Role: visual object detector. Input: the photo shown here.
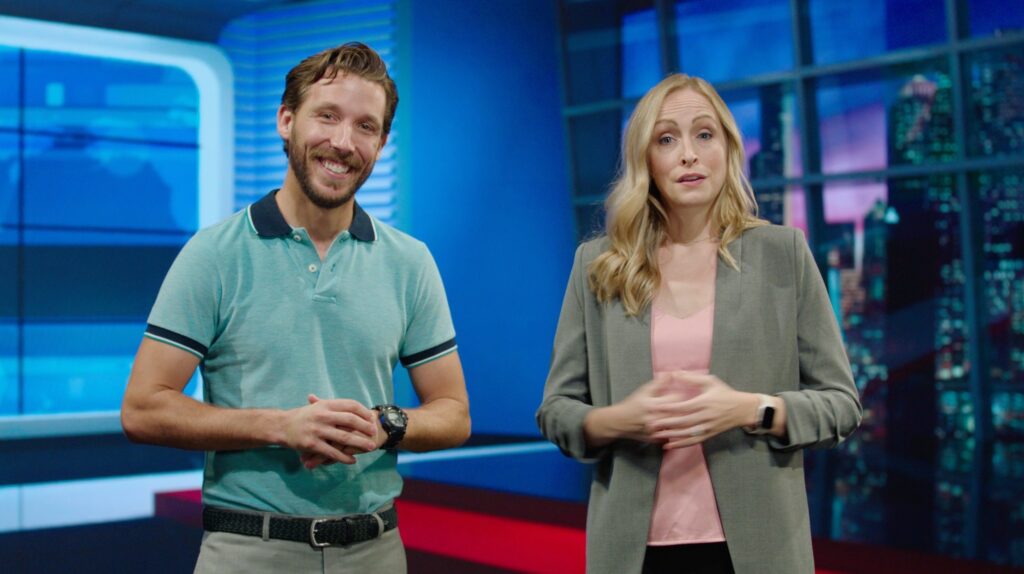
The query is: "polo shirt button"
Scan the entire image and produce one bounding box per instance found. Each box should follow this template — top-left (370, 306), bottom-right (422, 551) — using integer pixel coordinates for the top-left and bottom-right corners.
top-left (292, 234), bottom-right (302, 242)
top-left (308, 263), bottom-right (318, 272)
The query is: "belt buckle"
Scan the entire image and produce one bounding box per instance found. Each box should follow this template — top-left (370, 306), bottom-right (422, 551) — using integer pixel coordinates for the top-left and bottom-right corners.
top-left (309, 518), bottom-right (331, 548)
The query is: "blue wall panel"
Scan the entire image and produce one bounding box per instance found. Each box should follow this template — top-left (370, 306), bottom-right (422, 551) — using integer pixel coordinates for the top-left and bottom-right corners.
top-left (403, 0), bottom-right (575, 436)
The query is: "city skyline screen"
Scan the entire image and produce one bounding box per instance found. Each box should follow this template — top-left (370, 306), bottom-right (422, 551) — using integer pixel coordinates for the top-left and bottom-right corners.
top-left (613, 1), bottom-right (1023, 566)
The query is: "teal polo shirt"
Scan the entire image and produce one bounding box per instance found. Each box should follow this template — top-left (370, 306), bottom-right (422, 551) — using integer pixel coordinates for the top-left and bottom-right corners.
top-left (144, 190), bottom-right (457, 516)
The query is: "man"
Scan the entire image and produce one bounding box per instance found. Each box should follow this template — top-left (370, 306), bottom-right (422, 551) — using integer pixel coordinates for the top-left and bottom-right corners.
top-left (121, 42), bottom-right (470, 573)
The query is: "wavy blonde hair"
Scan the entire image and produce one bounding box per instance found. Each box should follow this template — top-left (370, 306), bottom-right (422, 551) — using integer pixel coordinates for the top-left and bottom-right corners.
top-left (588, 74), bottom-right (767, 316)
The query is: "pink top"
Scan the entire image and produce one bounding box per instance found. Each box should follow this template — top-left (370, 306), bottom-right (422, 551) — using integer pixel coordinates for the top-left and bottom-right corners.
top-left (647, 302), bottom-right (727, 545)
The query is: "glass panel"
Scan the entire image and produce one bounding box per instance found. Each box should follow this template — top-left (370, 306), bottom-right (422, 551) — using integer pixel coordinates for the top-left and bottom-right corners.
top-left (821, 178), bottom-right (889, 542)
top-left (23, 322), bottom-right (141, 414)
top-left (0, 322), bottom-right (15, 416)
top-left (0, 47), bottom-right (18, 130)
top-left (21, 321), bottom-right (199, 415)
top-left (966, 46), bottom-right (1024, 158)
top-left (1, 50), bottom-right (18, 416)
top-left (721, 82), bottom-right (802, 180)
top-left (23, 229), bottom-right (186, 322)
top-left (809, 0), bottom-right (946, 65)
top-left (0, 227), bottom-right (15, 319)
top-left (568, 109), bottom-right (623, 199)
top-left (993, 393), bottom-right (1024, 437)
top-left (830, 441), bottom-right (887, 544)
top-left (935, 473), bottom-right (972, 558)
top-left (984, 450), bottom-right (1024, 565)
top-left (574, 200), bottom-right (605, 241)
top-left (752, 187), bottom-right (785, 226)
top-left (563, 0), bottom-right (659, 106)
top-left (622, 8), bottom-right (661, 98)
top-left (22, 134), bottom-right (198, 232)
top-left (23, 50), bottom-right (198, 145)
top-left (975, 169), bottom-right (1024, 386)
top-left (968, 0), bottom-right (1024, 38)
top-left (993, 437), bottom-right (1024, 477)
top-left (0, 38), bottom-right (207, 420)
top-left (674, 0), bottom-right (792, 83)
top-left (0, 131), bottom-right (17, 226)
top-left (0, 226), bottom-right (16, 416)
top-left (816, 61), bottom-right (955, 175)
top-left (821, 175), bottom-right (964, 547)
top-left (990, 436), bottom-right (1024, 565)
top-left (24, 227), bottom-right (187, 246)
top-left (752, 185), bottom-right (803, 228)
top-left (973, 145), bottom-right (1021, 560)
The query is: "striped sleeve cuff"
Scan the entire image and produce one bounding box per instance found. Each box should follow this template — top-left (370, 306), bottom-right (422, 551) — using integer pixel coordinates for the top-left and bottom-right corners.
top-left (144, 324), bottom-right (208, 359)
top-left (400, 338), bottom-right (457, 368)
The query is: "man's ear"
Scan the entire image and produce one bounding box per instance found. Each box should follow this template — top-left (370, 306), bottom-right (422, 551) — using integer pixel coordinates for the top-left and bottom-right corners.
top-left (277, 104), bottom-right (293, 141)
top-left (376, 133), bottom-right (389, 160)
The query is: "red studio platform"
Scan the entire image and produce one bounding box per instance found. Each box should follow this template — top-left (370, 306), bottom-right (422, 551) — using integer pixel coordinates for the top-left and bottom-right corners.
top-left (155, 482), bottom-right (1022, 574)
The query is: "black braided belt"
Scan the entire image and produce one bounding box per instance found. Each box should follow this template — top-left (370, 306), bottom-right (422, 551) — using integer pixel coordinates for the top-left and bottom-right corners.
top-left (203, 505), bottom-right (398, 548)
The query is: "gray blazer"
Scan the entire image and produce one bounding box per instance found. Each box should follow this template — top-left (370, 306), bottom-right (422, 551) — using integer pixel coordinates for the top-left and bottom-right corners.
top-left (537, 225), bottom-right (862, 574)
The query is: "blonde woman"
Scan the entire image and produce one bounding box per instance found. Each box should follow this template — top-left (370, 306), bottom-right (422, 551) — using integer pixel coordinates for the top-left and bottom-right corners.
top-left (537, 74), bottom-right (861, 574)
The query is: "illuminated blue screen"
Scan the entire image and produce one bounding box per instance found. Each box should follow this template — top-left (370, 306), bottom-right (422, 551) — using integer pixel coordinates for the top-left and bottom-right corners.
top-left (0, 48), bottom-right (199, 415)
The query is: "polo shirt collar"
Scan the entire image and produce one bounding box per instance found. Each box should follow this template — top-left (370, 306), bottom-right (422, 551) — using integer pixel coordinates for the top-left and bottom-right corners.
top-left (248, 189), bottom-right (377, 242)
top-left (348, 201), bottom-right (376, 242)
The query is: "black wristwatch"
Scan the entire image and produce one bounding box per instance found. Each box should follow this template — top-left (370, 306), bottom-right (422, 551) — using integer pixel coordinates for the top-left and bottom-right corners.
top-left (373, 404), bottom-right (408, 450)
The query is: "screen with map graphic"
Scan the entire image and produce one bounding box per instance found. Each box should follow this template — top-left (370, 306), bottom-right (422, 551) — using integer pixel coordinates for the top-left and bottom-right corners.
top-left (0, 46), bottom-right (200, 416)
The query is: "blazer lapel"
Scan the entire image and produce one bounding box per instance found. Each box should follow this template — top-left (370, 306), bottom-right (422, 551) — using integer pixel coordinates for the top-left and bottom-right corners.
top-left (710, 233), bottom-right (745, 390)
top-left (605, 299), bottom-right (655, 402)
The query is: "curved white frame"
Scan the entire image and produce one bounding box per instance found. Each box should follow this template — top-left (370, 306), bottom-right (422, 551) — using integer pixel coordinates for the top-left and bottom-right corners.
top-left (0, 15), bottom-right (234, 437)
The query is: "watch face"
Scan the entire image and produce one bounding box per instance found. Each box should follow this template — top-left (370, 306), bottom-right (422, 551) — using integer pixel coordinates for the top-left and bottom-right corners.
top-left (762, 406), bottom-right (776, 429)
top-left (377, 406), bottom-right (407, 449)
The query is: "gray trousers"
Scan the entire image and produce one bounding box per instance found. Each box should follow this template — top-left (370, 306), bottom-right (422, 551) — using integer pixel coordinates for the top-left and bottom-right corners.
top-left (193, 527), bottom-right (407, 573)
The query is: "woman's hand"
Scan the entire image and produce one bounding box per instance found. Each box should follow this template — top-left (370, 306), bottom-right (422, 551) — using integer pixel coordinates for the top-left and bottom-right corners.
top-left (647, 372), bottom-right (760, 449)
top-left (582, 373), bottom-right (683, 448)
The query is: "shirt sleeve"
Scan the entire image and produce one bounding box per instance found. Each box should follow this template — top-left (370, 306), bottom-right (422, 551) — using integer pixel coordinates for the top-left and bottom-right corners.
top-left (768, 229), bottom-right (863, 451)
top-left (536, 243), bottom-right (608, 462)
top-left (143, 234), bottom-right (221, 359)
top-left (398, 244), bottom-right (456, 368)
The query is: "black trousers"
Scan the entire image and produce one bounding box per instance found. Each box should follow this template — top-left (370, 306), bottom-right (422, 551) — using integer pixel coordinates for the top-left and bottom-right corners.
top-left (641, 542), bottom-right (735, 574)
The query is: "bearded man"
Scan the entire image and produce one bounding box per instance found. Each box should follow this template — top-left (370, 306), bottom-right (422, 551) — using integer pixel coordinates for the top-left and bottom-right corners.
top-left (121, 42), bottom-right (469, 573)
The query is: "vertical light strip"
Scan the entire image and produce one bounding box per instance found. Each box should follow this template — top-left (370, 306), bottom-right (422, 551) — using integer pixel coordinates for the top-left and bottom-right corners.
top-left (219, 0), bottom-right (399, 227)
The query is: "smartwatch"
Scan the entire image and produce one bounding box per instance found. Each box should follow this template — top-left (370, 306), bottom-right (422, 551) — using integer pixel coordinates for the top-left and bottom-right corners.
top-left (373, 404), bottom-right (408, 450)
top-left (744, 394), bottom-right (776, 435)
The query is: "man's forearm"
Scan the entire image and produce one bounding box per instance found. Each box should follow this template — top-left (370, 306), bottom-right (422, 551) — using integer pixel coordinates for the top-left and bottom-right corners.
top-left (124, 388), bottom-right (379, 469)
top-left (122, 388), bottom-right (285, 451)
top-left (399, 397), bottom-right (471, 452)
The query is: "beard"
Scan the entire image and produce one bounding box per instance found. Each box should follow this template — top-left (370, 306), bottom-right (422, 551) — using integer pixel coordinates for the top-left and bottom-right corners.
top-left (287, 138), bottom-right (373, 209)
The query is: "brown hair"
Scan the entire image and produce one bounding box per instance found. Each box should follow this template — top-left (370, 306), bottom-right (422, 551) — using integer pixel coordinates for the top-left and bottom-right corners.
top-left (281, 42), bottom-right (398, 136)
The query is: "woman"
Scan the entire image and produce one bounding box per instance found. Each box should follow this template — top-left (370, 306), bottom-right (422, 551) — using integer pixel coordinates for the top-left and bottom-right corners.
top-left (536, 74), bottom-right (861, 574)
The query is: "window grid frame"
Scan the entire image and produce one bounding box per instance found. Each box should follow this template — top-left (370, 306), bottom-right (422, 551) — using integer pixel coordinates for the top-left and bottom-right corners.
top-left (555, 0), bottom-right (1024, 562)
